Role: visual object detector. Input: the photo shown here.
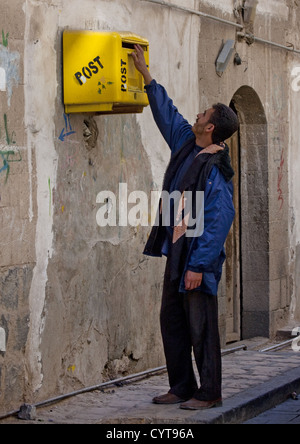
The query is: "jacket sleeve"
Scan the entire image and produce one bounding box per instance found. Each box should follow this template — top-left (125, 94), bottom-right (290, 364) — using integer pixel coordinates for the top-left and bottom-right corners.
top-left (187, 166), bottom-right (235, 274)
top-left (145, 80), bottom-right (194, 154)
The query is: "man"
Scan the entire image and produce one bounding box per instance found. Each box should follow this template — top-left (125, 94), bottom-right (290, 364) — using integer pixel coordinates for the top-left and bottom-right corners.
top-left (132, 45), bottom-right (239, 410)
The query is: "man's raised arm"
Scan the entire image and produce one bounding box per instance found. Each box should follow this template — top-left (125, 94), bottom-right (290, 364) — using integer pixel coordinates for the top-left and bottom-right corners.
top-left (132, 45), bottom-right (193, 153)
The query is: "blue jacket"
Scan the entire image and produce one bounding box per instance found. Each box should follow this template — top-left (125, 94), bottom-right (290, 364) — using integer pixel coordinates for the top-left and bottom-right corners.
top-left (144, 80), bottom-right (235, 296)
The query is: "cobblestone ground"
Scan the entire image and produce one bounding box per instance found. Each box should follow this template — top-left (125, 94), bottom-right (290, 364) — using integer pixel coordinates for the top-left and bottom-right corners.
top-left (2, 339), bottom-right (299, 424)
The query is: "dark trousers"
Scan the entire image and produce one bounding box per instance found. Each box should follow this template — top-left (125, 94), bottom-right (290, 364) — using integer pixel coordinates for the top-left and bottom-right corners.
top-left (160, 258), bottom-right (222, 401)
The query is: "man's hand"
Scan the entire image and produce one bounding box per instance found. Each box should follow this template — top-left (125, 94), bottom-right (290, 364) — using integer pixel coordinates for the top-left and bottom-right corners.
top-left (131, 44), bottom-right (153, 85)
top-left (185, 271), bottom-right (203, 291)
top-left (199, 142), bottom-right (225, 155)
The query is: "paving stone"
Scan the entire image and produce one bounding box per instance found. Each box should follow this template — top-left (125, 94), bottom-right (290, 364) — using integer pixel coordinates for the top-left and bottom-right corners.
top-left (1, 340), bottom-right (299, 424)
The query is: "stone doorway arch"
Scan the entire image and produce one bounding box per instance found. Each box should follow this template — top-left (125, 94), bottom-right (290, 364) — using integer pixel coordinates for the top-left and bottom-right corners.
top-left (227, 85), bottom-right (269, 340)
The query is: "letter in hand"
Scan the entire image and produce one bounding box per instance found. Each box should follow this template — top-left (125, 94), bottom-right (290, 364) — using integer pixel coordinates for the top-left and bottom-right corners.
top-left (131, 44), bottom-right (153, 85)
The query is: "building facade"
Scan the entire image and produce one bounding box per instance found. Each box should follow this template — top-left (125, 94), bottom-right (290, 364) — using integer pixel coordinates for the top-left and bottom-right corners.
top-left (0, 0), bottom-right (300, 413)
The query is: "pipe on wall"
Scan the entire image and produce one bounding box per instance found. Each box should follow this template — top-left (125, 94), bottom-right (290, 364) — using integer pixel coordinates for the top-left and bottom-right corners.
top-left (142, 0), bottom-right (300, 56)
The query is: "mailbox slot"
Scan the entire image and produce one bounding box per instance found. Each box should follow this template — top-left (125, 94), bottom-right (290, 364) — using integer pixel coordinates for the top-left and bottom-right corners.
top-left (122, 41), bottom-right (148, 51)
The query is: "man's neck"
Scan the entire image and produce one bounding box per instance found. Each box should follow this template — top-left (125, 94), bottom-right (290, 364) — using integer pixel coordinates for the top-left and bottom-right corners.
top-left (195, 136), bottom-right (213, 148)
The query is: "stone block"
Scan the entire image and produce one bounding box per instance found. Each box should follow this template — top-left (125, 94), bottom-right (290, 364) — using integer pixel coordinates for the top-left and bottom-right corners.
top-left (243, 280), bottom-right (269, 312)
top-left (243, 311), bottom-right (269, 339)
top-left (242, 251), bottom-right (269, 282)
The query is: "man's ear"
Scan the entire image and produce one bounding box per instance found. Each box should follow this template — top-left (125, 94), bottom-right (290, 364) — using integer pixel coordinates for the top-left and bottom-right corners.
top-left (206, 124), bottom-right (215, 134)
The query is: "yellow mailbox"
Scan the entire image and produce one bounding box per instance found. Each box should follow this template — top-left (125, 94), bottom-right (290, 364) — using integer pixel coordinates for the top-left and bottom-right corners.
top-left (63, 30), bottom-right (150, 114)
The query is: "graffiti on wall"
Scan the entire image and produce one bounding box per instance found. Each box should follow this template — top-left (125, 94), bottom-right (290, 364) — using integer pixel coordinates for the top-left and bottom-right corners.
top-left (0, 32), bottom-right (22, 185)
top-left (277, 148), bottom-right (285, 211)
top-left (0, 114), bottom-right (21, 184)
top-left (1, 30), bottom-right (9, 47)
top-left (271, 120), bottom-right (287, 212)
top-left (0, 32), bottom-right (20, 106)
top-left (59, 113), bottom-right (76, 142)
top-left (0, 149), bottom-right (22, 184)
top-left (1, 113), bottom-right (16, 146)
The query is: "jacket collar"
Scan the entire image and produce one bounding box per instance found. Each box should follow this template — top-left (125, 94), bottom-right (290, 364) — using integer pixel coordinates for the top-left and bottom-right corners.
top-left (163, 137), bottom-right (234, 193)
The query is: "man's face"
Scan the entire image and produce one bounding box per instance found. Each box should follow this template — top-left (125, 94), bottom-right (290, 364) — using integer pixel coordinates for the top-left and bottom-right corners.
top-left (192, 108), bottom-right (215, 138)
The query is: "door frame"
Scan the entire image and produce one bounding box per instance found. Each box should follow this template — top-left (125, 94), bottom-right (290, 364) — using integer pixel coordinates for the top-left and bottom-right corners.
top-left (225, 126), bottom-right (241, 343)
top-left (226, 86), bottom-right (269, 340)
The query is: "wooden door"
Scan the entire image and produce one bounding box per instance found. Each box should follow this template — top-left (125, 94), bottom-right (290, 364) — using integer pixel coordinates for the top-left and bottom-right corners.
top-left (225, 131), bottom-right (241, 343)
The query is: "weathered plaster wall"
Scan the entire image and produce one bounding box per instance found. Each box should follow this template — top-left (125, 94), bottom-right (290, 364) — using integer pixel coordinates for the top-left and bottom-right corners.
top-left (1, 0), bottom-right (201, 409)
top-left (1, 0), bottom-right (300, 413)
top-left (0, 0), bottom-right (35, 412)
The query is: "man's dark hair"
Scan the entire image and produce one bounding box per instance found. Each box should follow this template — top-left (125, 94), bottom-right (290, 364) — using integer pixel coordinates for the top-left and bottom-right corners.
top-left (209, 103), bottom-right (239, 143)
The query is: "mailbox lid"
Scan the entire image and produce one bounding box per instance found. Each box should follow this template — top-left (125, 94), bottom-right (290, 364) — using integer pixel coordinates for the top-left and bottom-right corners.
top-left (119, 31), bottom-right (149, 47)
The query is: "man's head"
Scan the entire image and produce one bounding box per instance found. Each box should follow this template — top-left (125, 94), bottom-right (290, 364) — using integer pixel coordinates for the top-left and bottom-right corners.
top-left (192, 104), bottom-right (239, 146)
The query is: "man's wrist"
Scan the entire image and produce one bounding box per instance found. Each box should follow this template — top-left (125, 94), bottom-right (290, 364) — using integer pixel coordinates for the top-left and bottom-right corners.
top-left (142, 71), bottom-right (153, 85)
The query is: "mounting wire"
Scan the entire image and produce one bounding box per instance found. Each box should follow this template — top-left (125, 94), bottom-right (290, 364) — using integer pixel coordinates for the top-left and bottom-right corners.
top-left (141, 0), bottom-right (244, 29)
top-left (237, 32), bottom-right (300, 55)
top-left (141, 0), bottom-right (300, 56)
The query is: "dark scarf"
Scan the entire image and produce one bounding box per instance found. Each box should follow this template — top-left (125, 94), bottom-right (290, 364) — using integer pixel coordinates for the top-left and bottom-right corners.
top-left (144, 136), bottom-right (234, 281)
top-left (162, 137), bottom-right (234, 192)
